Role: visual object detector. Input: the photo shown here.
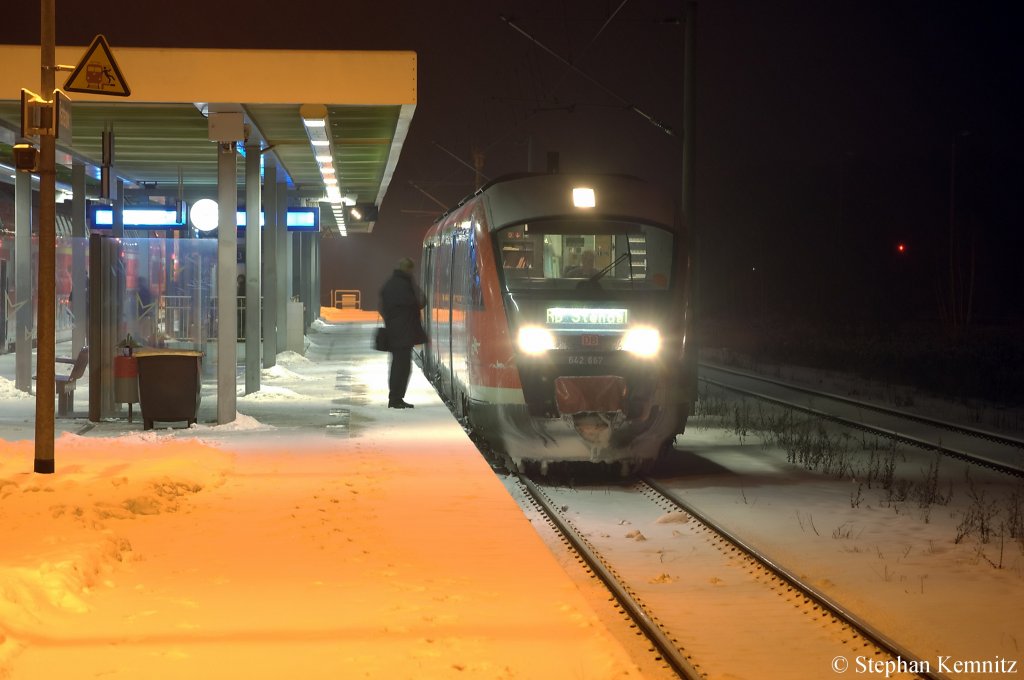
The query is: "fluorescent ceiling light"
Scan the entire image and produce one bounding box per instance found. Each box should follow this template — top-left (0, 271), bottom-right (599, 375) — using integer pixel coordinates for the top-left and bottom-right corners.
top-left (301, 104), bottom-right (343, 206)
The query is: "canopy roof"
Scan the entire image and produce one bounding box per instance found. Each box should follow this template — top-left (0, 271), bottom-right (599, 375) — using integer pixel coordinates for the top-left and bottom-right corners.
top-left (0, 44), bottom-right (417, 234)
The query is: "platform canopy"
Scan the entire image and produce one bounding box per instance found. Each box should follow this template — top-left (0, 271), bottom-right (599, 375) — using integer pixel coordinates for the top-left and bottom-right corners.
top-left (0, 44), bottom-right (417, 234)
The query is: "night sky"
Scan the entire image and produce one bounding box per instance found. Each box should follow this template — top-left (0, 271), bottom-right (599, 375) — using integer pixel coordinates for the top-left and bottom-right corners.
top-left (3, 1), bottom-right (1022, 326)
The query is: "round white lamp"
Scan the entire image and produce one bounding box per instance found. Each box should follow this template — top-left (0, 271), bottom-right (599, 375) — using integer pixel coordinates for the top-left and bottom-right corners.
top-left (190, 198), bottom-right (219, 233)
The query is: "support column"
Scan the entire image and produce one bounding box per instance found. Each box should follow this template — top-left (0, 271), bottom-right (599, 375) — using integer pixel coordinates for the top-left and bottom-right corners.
top-left (14, 170), bottom-right (32, 392)
top-left (89, 234), bottom-right (119, 421)
top-left (111, 179), bottom-right (124, 237)
top-left (112, 178), bottom-right (125, 354)
top-left (243, 142), bottom-right (261, 394)
top-left (275, 180), bottom-right (288, 351)
top-left (300, 231), bottom-right (313, 329)
top-left (71, 160), bottom-right (87, 355)
top-left (261, 159), bottom-right (278, 367)
top-left (88, 233), bottom-right (101, 421)
top-left (216, 142), bottom-right (237, 424)
top-left (99, 229), bottom-right (118, 418)
top-left (309, 232), bottom-right (317, 325)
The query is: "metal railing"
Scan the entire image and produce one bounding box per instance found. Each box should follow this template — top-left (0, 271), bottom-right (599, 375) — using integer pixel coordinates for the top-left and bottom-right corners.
top-left (332, 289), bottom-right (361, 309)
top-left (1, 293), bottom-right (260, 353)
top-left (159, 295), bottom-right (259, 342)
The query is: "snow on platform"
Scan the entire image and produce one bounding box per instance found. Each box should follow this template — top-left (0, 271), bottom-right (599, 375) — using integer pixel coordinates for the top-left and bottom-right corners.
top-left (0, 315), bottom-right (643, 679)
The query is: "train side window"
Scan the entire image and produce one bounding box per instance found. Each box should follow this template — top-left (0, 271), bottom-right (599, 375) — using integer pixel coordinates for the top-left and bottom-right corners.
top-left (469, 216), bottom-right (484, 308)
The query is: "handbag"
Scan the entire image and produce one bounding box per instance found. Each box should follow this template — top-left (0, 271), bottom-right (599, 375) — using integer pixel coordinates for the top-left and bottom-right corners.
top-left (374, 325), bottom-right (389, 352)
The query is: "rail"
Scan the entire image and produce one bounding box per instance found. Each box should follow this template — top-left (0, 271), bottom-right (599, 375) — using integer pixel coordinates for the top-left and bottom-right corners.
top-left (152, 295), bottom-right (259, 343)
top-left (698, 363), bottom-right (1024, 477)
top-left (517, 475), bottom-right (702, 679)
top-left (3, 292), bottom-right (270, 353)
top-left (642, 478), bottom-right (949, 680)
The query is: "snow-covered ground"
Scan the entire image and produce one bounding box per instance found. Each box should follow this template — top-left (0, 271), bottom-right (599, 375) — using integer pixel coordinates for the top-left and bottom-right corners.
top-left (0, 311), bottom-right (643, 679)
top-left (665, 422), bottom-right (1023, 675)
top-left (506, 406), bottom-right (1023, 679)
top-left (1, 315), bottom-right (1021, 679)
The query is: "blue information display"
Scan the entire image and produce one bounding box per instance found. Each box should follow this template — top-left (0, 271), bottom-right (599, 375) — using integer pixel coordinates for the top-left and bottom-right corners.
top-left (90, 205), bottom-right (320, 232)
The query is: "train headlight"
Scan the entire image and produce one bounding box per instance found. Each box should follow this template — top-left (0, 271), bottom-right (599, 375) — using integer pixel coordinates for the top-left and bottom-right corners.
top-left (517, 325), bottom-right (557, 355)
top-left (620, 327), bottom-right (661, 358)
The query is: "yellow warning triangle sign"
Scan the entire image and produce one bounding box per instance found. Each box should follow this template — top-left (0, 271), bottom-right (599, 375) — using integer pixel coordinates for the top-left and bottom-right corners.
top-left (64, 35), bottom-right (131, 97)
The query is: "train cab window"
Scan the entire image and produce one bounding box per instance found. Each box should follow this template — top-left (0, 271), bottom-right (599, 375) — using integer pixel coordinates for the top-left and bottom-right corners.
top-left (499, 229), bottom-right (537, 274)
top-left (496, 221), bottom-right (673, 292)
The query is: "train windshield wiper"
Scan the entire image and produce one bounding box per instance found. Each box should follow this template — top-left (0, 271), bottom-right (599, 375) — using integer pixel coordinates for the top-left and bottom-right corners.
top-left (584, 248), bottom-right (633, 287)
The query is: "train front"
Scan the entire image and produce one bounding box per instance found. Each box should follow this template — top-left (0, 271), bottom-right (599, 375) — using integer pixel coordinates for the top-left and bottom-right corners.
top-left (485, 175), bottom-right (694, 474)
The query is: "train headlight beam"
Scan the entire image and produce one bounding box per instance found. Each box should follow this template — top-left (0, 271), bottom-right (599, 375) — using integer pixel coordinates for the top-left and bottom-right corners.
top-left (517, 325), bottom-right (557, 355)
top-left (620, 327), bottom-right (661, 357)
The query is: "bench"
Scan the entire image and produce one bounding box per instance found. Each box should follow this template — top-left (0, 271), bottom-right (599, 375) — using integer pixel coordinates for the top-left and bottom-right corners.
top-left (53, 346), bottom-right (89, 417)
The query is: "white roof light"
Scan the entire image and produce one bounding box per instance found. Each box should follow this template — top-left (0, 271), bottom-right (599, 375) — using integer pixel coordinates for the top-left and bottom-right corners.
top-left (572, 187), bottom-right (596, 208)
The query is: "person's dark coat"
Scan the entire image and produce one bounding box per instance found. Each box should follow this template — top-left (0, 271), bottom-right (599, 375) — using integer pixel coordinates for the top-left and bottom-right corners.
top-left (380, 268), bottom-right (427, 349)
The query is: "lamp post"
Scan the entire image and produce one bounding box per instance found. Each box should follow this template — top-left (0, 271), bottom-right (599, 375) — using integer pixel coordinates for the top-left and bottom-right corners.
top-left (34, 0), bottom-right (57, 473)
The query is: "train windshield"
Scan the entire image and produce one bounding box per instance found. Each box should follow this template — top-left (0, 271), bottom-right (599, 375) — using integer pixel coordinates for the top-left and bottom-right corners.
top-left (497, 220), bottom-right (673, 291)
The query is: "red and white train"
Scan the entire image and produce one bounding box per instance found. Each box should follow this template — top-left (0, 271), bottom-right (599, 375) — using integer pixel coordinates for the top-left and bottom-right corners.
top-left (420, 172), bottom-right (696, 475)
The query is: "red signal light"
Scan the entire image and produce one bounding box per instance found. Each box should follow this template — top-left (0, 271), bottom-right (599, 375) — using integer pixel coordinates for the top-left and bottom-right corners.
top-left (896, 242), bottom-right (907, 254)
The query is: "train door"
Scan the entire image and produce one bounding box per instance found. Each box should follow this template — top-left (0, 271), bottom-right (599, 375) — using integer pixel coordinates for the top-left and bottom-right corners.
top-left (428, 229), bottom-right (454, 396)
top-left (452, 217), bottom-right (486, 418)
top-left (420, 244), bottom-right (435, 373)
top-left (446, 230), bottom-right (456, 397)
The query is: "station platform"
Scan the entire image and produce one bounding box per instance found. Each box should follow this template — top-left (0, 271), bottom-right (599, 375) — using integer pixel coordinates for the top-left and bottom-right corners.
top-left (0, 312), bottom-right (645, 679)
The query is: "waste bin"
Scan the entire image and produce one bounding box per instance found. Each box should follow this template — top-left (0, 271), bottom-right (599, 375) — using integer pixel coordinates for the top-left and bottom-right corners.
top-left (113, 355), bottom-right (139, 422)
top-left (135, 349), bottom-right (203, 430)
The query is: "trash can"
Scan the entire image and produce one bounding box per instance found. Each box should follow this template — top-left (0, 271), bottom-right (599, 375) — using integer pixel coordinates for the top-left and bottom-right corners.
top-left (113, 354), bottom-right (139, 423)
top-left (135, 349), bottom-right (203, 430)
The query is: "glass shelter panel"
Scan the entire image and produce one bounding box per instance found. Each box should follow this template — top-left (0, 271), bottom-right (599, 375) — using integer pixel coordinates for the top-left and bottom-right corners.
top-left (0, 233), bottom-right (72, 387)
top-left (113, 237), bottom-right (220, 351)
top-left (0, 234), bottom-right (224, 410)
top-left (95, 236), bottom-right (220, 420)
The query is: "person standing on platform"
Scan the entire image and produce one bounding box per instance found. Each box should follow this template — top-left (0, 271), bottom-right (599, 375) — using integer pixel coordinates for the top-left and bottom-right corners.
top-left (379, 257), bottom-right (427, 409)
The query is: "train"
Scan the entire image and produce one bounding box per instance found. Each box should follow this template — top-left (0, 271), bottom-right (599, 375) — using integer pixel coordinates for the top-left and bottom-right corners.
top-left (419, 172), bottom-right (696, 475)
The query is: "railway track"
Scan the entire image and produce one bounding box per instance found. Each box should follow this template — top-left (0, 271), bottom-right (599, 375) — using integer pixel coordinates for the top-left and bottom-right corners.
top-left (699, 363), bottom-right (1024, 477)
top-left (510, 474), bottom-right (946, 680)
